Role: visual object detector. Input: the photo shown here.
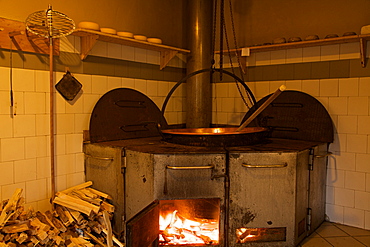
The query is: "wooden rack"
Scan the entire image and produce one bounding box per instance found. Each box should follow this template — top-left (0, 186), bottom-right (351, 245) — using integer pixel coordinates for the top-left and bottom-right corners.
top-left (219, 34), bottom-right (370, 71)
top-left (72, 29), bottom-right (190, 70)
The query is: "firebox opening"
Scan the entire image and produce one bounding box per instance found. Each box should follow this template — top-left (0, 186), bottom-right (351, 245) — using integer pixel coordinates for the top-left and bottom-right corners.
top-left (159, 198), bottom-right (220, 245)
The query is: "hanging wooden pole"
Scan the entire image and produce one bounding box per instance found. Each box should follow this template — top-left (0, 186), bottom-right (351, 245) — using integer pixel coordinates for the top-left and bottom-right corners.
top-left (50, 36), bottom-right (56, 205)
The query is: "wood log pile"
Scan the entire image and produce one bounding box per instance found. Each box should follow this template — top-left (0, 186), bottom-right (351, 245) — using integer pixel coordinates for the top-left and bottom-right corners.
top-left (0, 181), bottom-right (124, 247)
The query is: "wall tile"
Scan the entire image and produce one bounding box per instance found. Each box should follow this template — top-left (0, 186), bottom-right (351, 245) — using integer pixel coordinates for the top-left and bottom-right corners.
top-left (56, 154), bottom-right (76, 176)
top-left (358, 116), bottom-right (370, 135)
top-left (294, 63), bottom-right (311, 80)
top-left (220, 98), bottom-right (234, 112)
top-left (75, 153), bottom-right (85, 173)
top-left (312, 61), bottom-right (330, 79)
top-left (65, 134), bottom-right (83, 154)
top-left (337, 116), bottom-right (357, 134)
top-left (0, 115), bottom-right (13, 138)
top-left (24, 92), bottom-right (46, 114)
top-left (328, 97), bottom-right (348, 115)
top-left (335, 187), bottom-right (355, 207)
top-left (83, 94), bottom-right (101, 114)
top-left (25, 178), bottom-right (48, 203)
top-left (134, 48), bottom-right (147, 63)
top-left (12, 92), bottom-right (25, 116)
top-left (340, 43), bottom-right (360, 60)
top-left (36, 114), bottom-right (50, 136)
top-left (146, 50), bottom-right (160, 65)
top-left (345, 171), bottom-right (366, 190)
top-left (359, 77), bottom-right (370, 96)
top-left (356, 153), bottom-right (370, 173)
top-left (91, 75), bottom-right (108, 94)
top-left (121, 45), bottom-right (135, 61)
top-left (367, 173), bottom-right (370, 192)
top-left (329, 133), bottom-right (347, 153)
top-left (55, 174), bottom-right (67, 192)
top-left (327, 168), bottom-right (345, 188)
top-left (348, 97), bottom-right (368, 115)
top-left (25, 137), bottom-right (38, 159)
top-left (277, 64), bottom-right (294, 80)
top-left (303, 46), bottom-right (321, 62)
top-left (245, 53), bottom-right (256, 67)
top-left (1, 182), bottom-right (26, 200)
top-left (215, 83), bottom-right (229, 98)
top-left (90, 41), bottom-right (107, 57)
top-left (74, 73), bottom-right (92, 94)
top-left (366, 211), bottom-right (370, 230)
top-left (255, 52), bottom-right (271, 66)
top-left (107, 43), bottom-right (122, 60)
top-left (286, 48), bottom-right (303, 64)
top-left (329, 60), bottom-right (350, 78)
top-left (134, 78), bottom-right (147, 94)
top-left (74, 114), bottom-right (91, 133)
top-left (326, 203), bottom-right (344, 223)
top-left (14, 158), bottom-right (37, 183)
top-left (36, 157), bottom-right (51, 179)
top-left (334, 152), bottom-right (356, 171)
top-left (343, 207), bottom-right (365, 229)
top-left (12, 68), bottom-right (35, 92)
top-left (56, 114), bottom-right (75, 134)
top-left (254, 81), bottom-right (270, 98)
top-left (326, 186), bottom-right (335, 204)
top-left (321, 45), bottom-right (340, 61)
top-left (320, 79), bottom-right (339, 97)
top-left (65, 96), bottom-right (84, 114)
top-left (285, 80), bottom-right (302, 91)
top-left (301, 79), bottom-right (320, 96)
top-left (106, 76), bottom-right (121, 92)
top-left (270, 50), bottom-right (286, 65)
top-left (1, 138), bottom-right (25, 162)
top-left (55, 92), bottom-right (66, 114)
top-left (354, 191), bottom-right (370, 211)
top-left (339, 78), bottom-right (359, 96)
top-left (0, 162), bottom-right (14, 186)
top-left (55, 134), bottom-right (66, 156)
top-left (0, 67), bottom-right (10, 91)
top-left (66, 172), bottom-right (85, 189)
top-left (347, 134), bottom-right (368, 153)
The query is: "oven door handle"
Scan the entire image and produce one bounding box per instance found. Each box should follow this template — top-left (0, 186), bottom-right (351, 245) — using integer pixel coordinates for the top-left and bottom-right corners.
top-left (242, 163), bottom-right (288, 168)
top-left (166, 164), bottom-right (214, 170)
top-left (314, 152), bottom-right (333, 158)
top-left (85, 154), bottom-right (114, 161)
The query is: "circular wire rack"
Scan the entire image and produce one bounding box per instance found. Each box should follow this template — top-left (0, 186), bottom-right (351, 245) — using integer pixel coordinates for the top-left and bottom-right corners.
top-left (25, 6), bottom-right (75, 39)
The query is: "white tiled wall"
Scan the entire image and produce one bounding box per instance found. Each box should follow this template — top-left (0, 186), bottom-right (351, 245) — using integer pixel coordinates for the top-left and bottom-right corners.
top-left (0, 36), bottom-right (186, 211)
top-left (214, 42), bottom-right (370, 230)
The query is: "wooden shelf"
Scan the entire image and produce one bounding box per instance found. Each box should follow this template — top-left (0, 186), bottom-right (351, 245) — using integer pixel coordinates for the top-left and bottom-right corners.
top-left (218, 34), bottom-right (370, 70)
top-left (0, 17), bottom-right (59, 55)
top-left (72, 29), bottom-right (190, 70)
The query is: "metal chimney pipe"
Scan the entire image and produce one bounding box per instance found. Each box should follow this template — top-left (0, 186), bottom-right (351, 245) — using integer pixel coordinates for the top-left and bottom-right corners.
top-left (186, 0), bottom-right (213, 128)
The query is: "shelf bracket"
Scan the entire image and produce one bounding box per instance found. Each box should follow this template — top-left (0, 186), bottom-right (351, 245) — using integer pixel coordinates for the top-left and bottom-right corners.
top-left (80, 34), bottom-right (99, 60)
top-left (160, 50), bottom-right (178, 70)
top-left (235, 50), bottom-right (247, 74)
top-left (360, 37), bottom-right (367, 68)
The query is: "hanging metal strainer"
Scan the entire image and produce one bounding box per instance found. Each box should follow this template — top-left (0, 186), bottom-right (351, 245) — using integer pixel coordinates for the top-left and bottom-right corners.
top-left (25, 5), bottom-right (75, 39)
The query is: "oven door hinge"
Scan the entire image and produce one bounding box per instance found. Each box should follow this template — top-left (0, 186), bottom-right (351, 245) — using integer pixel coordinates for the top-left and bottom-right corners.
top-left (121, 149), bottom-right (126, 174)
top-left (307, 207), bottom-right (312, 232)
top-left (308, 148), bottom-right (314, 171)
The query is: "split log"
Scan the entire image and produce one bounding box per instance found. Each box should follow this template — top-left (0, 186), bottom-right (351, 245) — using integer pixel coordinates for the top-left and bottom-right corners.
top-left (58, 181), bottom-right (93, 195)
top-left (53, 193), bottom-right (100, 216)
top-left (1, 221), bottom-right (29, 233)
top-left (16, 232), bottom-right (28, 244)
top-left (85, 188), bottom-right (112, 200)
top-left (0, 189), bottom-right (23, 227)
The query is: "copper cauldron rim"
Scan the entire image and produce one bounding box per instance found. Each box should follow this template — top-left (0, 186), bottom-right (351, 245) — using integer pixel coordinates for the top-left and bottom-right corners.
top-left (161, 127), bottom-right (268, 136)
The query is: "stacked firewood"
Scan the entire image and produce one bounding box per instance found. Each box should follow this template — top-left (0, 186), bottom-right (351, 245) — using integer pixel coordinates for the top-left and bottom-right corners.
top-left (0, 181), bottom-right (124, 247)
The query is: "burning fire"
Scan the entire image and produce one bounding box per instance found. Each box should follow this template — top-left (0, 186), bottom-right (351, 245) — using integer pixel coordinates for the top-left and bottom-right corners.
top-left (159, 210), bottom-right (219, 245)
